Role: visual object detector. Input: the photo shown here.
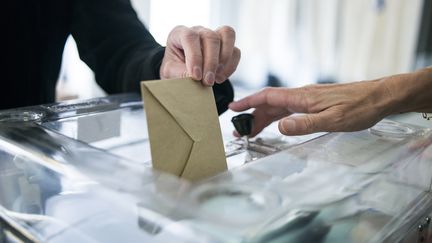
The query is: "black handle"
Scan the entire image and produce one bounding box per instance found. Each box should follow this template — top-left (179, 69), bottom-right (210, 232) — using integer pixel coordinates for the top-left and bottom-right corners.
top-left (231, 113), bottom-right (254, 137)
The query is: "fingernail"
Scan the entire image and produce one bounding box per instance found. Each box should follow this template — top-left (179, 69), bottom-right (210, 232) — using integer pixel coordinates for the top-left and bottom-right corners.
top-left (193, 66), bottom-right (202, 80)
top-left (281, 119), bottom-right (296, 134)
top-left (205, 72), bottom-right (215, 85)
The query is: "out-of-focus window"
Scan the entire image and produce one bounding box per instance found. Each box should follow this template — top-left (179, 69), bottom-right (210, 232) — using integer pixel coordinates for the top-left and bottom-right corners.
top-left (148, 0), bottom-right (211, 44)
top-left (57, 0), bottom-right (429, 101)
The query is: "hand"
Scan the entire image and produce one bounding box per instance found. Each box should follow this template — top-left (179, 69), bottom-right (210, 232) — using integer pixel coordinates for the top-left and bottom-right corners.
top-left (229, 80), bottom-right (395, 136)
top-left (160, 25), bottom-right (241, 86)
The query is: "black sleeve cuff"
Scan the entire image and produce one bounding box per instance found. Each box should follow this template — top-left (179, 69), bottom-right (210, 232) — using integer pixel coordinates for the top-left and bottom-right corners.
top-left (212, 80), bottom-right (234, 115)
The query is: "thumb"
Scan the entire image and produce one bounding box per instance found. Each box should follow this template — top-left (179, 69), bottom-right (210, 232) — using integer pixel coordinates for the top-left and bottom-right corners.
top-left (160, 60), bottom-right (189, 80)
top-left (278, 114), bottom-right (327, 136)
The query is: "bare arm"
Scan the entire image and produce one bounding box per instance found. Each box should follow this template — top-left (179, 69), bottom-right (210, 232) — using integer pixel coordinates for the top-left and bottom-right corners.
top-left (229, 67), bottom-right (432, 136)
top-left (384, 67), bottom-right (432, 114)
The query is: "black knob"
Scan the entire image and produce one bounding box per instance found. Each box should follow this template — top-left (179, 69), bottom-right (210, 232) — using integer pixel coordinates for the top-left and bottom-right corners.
top-left (231, 113), bottom-right (254, 137)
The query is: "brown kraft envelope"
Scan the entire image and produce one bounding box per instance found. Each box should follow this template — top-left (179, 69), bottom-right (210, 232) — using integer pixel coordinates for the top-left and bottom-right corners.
top-left (140, 78), bottom-right (227, 181)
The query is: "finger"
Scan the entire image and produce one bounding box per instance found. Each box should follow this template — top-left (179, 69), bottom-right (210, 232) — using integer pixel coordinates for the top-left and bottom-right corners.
top-left (278, 111), bottom-right (334, 136)
top-left (170, 25), bottom-right (203, 80)
top-left (229, 88), bottom-right (289, 111)
top-left (215, 47), bottom-right (241, 83)
top-left (215, 26), bottom-right (236, 83)
top-left (229, 88), bottom-right (275, 112)
top-left (215, 26), bottom-right (235, 66)
top-left (230, 87), bottom-right (313, 113)
top-left (197, 27), bottom-right (221, 86)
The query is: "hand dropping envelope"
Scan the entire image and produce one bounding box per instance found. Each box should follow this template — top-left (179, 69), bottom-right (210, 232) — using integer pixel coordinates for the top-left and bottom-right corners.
top-left (141, 78), bottom-right (227, 181)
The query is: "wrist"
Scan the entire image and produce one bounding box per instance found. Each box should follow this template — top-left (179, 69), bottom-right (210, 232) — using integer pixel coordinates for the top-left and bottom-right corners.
top-left (377, 68), bottom-right (432, 116)
top-left (401, 68), bottom-right (432, 113)
top-left (375, 76), bottom-right (404, 116)
top-left (378, 71), bottom-right (423, 115)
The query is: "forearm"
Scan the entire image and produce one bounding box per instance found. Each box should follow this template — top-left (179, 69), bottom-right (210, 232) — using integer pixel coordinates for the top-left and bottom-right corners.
top-left (382, 67), bottom-right (432, 115)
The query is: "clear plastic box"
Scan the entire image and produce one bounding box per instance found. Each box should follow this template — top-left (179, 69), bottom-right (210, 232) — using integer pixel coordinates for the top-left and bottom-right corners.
top-left (1, 94), bottom-right (431, 243)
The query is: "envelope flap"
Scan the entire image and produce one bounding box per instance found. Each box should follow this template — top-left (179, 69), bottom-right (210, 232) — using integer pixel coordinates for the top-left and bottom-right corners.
top-left (141, 82), bottom-right (194, 176)
top-left (181, 141), bottom-right (227, 181)
top-left (142, 78), bottom-right (219, 141)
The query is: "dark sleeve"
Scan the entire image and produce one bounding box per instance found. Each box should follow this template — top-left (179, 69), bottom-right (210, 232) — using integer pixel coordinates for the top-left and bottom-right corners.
top-left (70, 0), bottom-right (164, 94)
top-left (70, 0), bottom-right (233, 114)
top-left (213, 81), bottom-right (234, 115)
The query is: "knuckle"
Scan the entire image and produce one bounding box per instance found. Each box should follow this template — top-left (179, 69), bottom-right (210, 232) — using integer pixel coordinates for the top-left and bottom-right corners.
top-left (173, 25), bottom-right (187, 31)
top-left (205, 55), bottom-right (219, 66)
top-left (299, 86), bottom-right (317, 113)
top-left (189, 54), bottom-right (203, 63)
top-left (186, 53), bottom-right (203, 65)
top-left (262, 87), bottom-right (275, 96)
top-left (263, 87), bottom-right (277, 103)
top-left (218, 26), bottom-right (236, 38)
top-left (170, 25), bottom-right (187, 36)
top-left (182, 30), bottom-right (200, 42)
top-left (206, 58), bottom-right (219, 69)
top-left (191, 25), bottom-right (205, 30)
top-left (200, 29), bottom-right (220, 43)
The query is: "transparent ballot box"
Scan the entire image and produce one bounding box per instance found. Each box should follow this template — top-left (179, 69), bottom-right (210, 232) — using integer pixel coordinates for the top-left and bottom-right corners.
top-left (1, 94), bottom-right (432, 243)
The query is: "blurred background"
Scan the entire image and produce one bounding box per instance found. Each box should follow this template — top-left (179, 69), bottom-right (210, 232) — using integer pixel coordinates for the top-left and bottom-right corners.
top-left (56, 0), bottom-right (432, 101)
